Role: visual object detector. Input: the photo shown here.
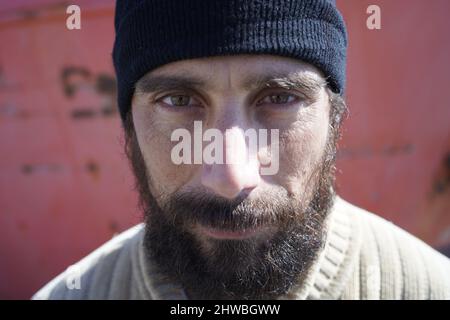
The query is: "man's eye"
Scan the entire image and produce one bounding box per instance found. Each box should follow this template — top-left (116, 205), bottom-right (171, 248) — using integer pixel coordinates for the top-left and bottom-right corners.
top-left (161, 94), bottom-right (194, 107)
top-left (257, 93), bottom-right (298, 106)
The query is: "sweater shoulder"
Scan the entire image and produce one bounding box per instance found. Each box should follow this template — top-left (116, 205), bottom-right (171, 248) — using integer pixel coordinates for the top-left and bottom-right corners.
top-left (32, 224), bottom-right (145, 300)
top-left (339, 198), bottom-right (450, 299)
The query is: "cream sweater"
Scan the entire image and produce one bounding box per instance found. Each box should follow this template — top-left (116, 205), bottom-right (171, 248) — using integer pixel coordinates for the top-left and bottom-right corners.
top-left (32, 196), bottom-right (450, 300)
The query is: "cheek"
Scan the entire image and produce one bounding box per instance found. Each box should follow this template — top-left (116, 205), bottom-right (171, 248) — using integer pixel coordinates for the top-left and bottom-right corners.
top-left (274, 105), bottom-right (330, 195)
top-left (132, 105), bottom-right (195, 197)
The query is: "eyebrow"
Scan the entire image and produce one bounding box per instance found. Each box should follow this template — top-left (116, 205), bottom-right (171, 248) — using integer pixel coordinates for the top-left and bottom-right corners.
top-left (242, 72), bottom-right (327, 97)
top-left (135, 74), bottom-right (210, 94)
top-left (135, 70), bottom-right (326, 97)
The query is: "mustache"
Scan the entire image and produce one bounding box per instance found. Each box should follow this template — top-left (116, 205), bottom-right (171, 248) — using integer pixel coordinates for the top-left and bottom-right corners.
top-left (156, 190), bottom-right (301, 231)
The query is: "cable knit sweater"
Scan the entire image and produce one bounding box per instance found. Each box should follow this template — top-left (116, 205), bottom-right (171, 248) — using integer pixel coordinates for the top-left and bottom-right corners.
top-left (32, 196), bottom-right (450, 300)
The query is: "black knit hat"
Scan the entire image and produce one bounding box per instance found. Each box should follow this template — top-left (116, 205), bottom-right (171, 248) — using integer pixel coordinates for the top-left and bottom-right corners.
top-left (113, 0), bottom-right (348, 122)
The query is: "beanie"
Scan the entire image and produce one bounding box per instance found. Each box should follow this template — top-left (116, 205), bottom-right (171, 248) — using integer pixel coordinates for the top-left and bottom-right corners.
top-left (112, 0), bottom-right (348, 122)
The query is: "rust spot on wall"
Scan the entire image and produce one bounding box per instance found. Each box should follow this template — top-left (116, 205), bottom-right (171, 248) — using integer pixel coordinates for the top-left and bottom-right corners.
top-left (71, 108), bottom-right (96, 119)
top-left (85, 160), bottom-right (100, 181)
top-left (109, 220), bottom-right (119, 235)
top-left (61, 66), bottom-right (117, 120)
top-left (21, 163), bottom-right (62, 175)
top-left (61, 66), bottom-right (92, 98)
top-left (95, 73), bottom-right (116, 95)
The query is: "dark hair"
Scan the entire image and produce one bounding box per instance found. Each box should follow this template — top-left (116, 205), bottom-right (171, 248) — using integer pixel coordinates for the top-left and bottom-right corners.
top-left (327, 89), bottom-right (349, 146)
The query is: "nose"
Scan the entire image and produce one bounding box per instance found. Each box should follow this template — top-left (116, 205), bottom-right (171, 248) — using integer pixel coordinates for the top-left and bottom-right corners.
top-left (201, 126), bottom-right (261, 199)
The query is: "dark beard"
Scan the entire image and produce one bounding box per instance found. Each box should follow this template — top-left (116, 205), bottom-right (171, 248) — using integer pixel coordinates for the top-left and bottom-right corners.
top-left (143, 189), bottom-right (334, 300)
top-left (124, 117), bottom-right (338, 300)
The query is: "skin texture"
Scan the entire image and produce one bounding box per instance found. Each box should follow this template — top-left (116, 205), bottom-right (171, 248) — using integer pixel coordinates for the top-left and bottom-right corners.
top-left (132, 55), bottom-right (330, 206)
top-left (126, 54), bottom-right (346, 299)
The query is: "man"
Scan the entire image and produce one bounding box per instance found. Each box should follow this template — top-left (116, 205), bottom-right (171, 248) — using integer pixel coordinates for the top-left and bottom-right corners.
top-left (34, 0), bottom-right (450, 300)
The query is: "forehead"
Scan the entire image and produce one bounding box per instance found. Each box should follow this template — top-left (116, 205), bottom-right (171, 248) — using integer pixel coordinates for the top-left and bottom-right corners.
top-left (136, 54), bottom-right (326, 92)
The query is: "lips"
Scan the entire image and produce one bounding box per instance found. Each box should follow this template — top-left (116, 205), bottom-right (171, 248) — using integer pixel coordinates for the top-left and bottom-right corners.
top-left (197, 224), bottom-right (266, 240)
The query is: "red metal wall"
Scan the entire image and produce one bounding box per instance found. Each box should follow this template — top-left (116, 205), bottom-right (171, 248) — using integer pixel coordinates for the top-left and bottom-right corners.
top-left (0, 0), bottom-right (449, 299)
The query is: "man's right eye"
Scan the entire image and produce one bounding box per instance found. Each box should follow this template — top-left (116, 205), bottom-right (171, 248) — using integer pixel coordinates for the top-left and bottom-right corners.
top-left (161, 94), bottom-right (194, 107)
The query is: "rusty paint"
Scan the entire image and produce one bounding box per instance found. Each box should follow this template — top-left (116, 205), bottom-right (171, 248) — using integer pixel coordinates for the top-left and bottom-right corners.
top-left (21, 163), bottom-right (62, 175)
top-left (61, 66), bottom-right (92, 98)
top-left (95, 73), bottom-right (116, 95)
top-left (71, 108), bottom-right (96, 119)
top-left (71, 107), bottom-right (116, 119)
top-left (1, 0), bottom-right (450, 300)
top-left (62, 66), bottom-right (117, 120)
top-left (85, 160), bottom-right (100, 181)
top-left (101, 105), bottom-right (116, 116)
top-left (109, 220), bottom-right (120, 235)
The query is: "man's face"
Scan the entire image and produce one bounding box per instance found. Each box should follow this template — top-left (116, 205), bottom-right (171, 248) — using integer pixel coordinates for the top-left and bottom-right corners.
top-left (127, 55), bottom-right (339, 299)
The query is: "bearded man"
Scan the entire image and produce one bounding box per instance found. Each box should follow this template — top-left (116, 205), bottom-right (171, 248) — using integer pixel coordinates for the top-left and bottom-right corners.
top-left (34, 0), bottom-right (450, 300)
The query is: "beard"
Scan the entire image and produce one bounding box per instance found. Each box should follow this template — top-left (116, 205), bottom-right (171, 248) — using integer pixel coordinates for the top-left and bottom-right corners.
top-left (124, 115), bottom-right (340, 300)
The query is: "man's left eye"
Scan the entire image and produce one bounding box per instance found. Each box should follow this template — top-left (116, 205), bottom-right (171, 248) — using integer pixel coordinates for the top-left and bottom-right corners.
top-left (257, 93), bottom-right (298, 105)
